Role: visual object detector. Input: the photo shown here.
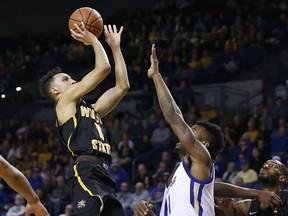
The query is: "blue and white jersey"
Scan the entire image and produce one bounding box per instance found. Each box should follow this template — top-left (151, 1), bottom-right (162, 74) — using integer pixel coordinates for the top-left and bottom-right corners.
top-left (159, 160), bottom-right (215, 216)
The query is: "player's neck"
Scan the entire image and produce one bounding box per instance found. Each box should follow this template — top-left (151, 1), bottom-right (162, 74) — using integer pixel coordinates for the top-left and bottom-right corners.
top-left (262, 186), bottom-right (281, 195)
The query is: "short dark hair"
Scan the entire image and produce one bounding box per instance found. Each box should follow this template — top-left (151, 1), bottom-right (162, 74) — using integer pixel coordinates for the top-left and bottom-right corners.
top-left (278, 161), bottom-right (288, 177)
top-left (196, 120), bottom-right (225, 160)
top-left (39, 67), bottom-right (62, 99)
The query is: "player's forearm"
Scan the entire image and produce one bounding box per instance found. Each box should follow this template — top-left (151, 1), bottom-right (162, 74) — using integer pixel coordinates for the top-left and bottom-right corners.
top-left (80, 39), bottom-right (111, 90)
top-left (91, 38), bottom-right (111, 71)
top-left (111, 47), bottom-right (130, 91)
top-left (214, 182), bottom-right (258, 198)
top-left (3, 165), bottom-right (39, 204)
top-left (152, 73), bottom-right (180, 122)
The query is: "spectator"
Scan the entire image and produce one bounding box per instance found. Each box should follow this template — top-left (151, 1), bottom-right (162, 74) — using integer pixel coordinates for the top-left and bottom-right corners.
top-left (232, 139), bottom-right (253, 162)
top-left (58, 203), bottom-right (73, 216)
top-left (131, 182), bottom-right (149, 209)
top-left (151, 161), bottom-right (168, 186)
top-left (240, 119), bottom-right (259, 145)
top-left (223, 125), bottom-right (236, 149)
top-left (230, 115), bottom-right (246, 143)
top-left (50, 175), bottom-right (71, 216)
top-left (116, 182), bottom-right (133, 216)
top-left (221, 161), bottom-right (237, 183)
top-left (269, 126), bottom-right (288, 163)
top-left (150, 119), bottom-right (171, 147)
top-left (127, 116), bottom-right (143, 147)
top-left (0, 183), bottom-right (10, 210)
top-left (160, 151), bottom-right (175, 173)
top-left (231, 159), bottom-right (258, 186)
top-left (110, 118), bottom-right (124, 146)
top-left (117, 132), bottom-right (134, 153)
top-left (118, 144), bottom-right (133, 175)
top-left (108, 159), bottom-right (130, 193)
top-left (147, 177), bottom-right (165, 215)
top-left (245, 105), bottom-right (261, 129)
top-left (28, 167), bottom-right (43, 190)
top-left (6, 194), bottom-right (25, 216)
top-left (132, 163), bottom-right (152, 186)
top-left (249, 147), bottom-right (266, 173)
top-left (257, 142), bottom-right (270, 159)
top-left (272, 97), bottom-right (288, 125)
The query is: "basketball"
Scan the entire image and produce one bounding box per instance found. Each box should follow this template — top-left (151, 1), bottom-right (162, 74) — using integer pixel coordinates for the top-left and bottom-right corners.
top-left (68, 7), bottom-right (103, 38)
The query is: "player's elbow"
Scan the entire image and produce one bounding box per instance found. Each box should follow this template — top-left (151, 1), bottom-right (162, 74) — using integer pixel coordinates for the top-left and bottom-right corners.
top-left (102, 63), bottom-right (111, 74)
top-left (5, 168), bottom-right (22, 183)
top-left (118, 84), bottom-right (130, 95)
top-left (123, 83), bottom-right (130, 93)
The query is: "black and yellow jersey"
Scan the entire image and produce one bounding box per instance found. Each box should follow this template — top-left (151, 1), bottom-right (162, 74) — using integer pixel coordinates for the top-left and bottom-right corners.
top-left (56, 100), bottom-right (111, 163)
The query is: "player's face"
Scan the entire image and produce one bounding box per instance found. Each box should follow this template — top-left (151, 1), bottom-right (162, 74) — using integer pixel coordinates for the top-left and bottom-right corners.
top-left (259, 160), bottom-right (282, 184)
top-left (52, 73), bottom-right (76, 93)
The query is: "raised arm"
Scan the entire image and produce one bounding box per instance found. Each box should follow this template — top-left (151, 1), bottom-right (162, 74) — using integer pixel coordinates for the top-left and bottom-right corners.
top-left (61, 22), bottom-right (111, 103)
top-left (0, 156), bottom-right (49, 216)
top-left (214, 182), bottom-right (281, 209)
top-left (147, 44), bottom-right (210, 163)
top-left (93, 24), bottom-right (130, 118)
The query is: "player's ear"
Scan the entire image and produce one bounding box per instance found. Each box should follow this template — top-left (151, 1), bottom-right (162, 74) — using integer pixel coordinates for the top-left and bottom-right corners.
top-left (202, 141), bottom-right (210, 148)
top-left (50, 87), bottom-right (59, 95)
top-left (279, 174), bottom-right (287, 183)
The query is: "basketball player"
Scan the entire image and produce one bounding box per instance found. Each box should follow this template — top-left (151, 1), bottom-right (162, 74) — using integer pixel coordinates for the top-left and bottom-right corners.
top-left (0, 155), bottom-right (49, 216)
top-left (134, 44), bottom-right (280, 216)
top-left (216, 159), bottom-right (288, 216)
top-left (133, 143), bottom-right (282, 216)
top-left (39, 23), bottom-right (129, 216)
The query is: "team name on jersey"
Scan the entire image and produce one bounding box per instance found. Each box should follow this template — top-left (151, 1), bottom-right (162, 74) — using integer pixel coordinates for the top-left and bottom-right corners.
top-left (91, 139), bottom-right (111, 155)
top-left (80, 106), bottom-right (102, 123)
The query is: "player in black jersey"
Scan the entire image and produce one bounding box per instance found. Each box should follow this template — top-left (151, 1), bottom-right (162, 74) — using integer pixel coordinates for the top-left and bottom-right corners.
top-left (39, 23), bottom-right (129, 216)
top-left (215, 159), bottom-right (288, 216)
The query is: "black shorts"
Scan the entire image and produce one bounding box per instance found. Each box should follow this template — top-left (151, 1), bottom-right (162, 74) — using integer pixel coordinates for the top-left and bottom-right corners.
top-left (72, 195), bottom-right (126, 216)
top-left (70, 160), bottom-right (125, 215)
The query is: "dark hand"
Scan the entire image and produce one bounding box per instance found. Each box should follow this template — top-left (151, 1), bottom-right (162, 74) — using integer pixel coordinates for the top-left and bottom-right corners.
top-left (147, 44), bottom-right (159, 78)
top-left (258, 191), bottom-right (281, 210)
top-left (134, 200), bottom-right (154, 216)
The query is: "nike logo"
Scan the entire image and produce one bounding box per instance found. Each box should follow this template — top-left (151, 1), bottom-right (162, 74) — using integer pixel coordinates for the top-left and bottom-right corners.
top-left (249, 211), bottom-right (258, 215)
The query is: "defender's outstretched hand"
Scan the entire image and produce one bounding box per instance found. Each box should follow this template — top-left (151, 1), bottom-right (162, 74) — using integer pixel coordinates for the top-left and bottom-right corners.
top-left (147, 44), bottom-right (159, 78)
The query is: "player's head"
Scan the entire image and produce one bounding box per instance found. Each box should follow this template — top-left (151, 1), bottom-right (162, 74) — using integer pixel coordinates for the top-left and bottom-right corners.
top-left (173, 121), bottom-right (225, 160)
top-left (259, 159), bottom-right (287, 187)
top-left (39, 66), bottom-right (76, 101)
top-left (192, 120), bottom-right (225, 160)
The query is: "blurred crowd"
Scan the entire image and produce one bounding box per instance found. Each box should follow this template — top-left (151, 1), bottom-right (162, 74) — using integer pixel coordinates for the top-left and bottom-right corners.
top-left (0, 96), bottom-right (288, 215)
top-left (1, 0), bottom-right (288, 215)
top-left (1, 0), bottom-right (288, 101)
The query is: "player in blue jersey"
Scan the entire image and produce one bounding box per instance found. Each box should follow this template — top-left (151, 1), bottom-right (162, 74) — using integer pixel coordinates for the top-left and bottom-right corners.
top-left (133, 45), bottom-right (281, 216)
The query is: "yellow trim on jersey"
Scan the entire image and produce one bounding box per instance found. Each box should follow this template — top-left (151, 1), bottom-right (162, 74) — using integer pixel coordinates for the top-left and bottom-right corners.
top-left (68, 116), bottom-right (78, 157)
top-left (193, 182), bottom-right (200, 214)
top-left (73, 163), bottom-right (104, 212)
top-left (73, 163), bottom-right (94, 196)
